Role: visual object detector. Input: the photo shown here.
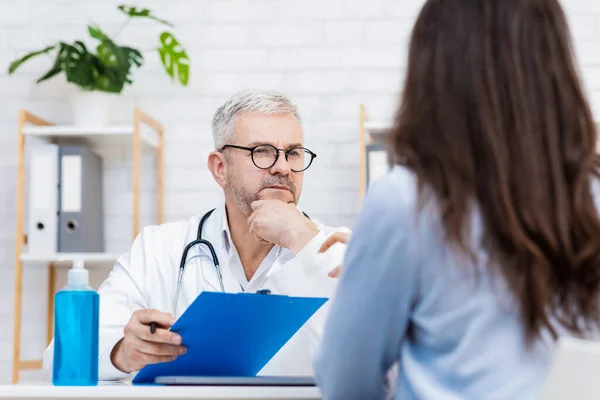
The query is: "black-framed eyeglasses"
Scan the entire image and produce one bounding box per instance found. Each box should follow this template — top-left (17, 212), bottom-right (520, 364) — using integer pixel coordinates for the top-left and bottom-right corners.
top-left (220, 144), bottom-right (317, 172)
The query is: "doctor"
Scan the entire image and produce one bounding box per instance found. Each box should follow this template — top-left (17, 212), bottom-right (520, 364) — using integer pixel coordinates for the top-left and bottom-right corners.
top-left (42, 89), bottom-right (349, 381)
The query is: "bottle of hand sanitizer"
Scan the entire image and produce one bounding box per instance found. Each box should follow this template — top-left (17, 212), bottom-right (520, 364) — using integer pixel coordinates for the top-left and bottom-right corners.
top-left (52, 260), bottom-right (99, 386)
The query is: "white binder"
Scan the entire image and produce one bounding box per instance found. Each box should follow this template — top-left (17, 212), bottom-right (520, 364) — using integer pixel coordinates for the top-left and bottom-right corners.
top-left (27, 143), bottom-right (59, 254)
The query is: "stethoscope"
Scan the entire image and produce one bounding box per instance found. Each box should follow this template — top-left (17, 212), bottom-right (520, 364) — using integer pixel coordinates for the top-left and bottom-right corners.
top-left (172, 208), bottom-right (310, 315)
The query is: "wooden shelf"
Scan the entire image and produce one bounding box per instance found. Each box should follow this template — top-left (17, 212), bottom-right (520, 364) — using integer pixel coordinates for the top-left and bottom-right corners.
top-left (20, 252), bottom-right (120, 266)
top-left (23, 125), bottom-right (160, 152)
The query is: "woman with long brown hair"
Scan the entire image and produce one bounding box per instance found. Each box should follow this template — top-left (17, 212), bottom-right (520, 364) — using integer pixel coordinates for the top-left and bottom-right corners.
top-left (314, 0), bottom-right (600, 398)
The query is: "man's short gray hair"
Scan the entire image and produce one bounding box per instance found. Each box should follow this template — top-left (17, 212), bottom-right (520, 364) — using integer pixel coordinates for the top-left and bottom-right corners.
top-left (212, 89), bottom-right (301, 149)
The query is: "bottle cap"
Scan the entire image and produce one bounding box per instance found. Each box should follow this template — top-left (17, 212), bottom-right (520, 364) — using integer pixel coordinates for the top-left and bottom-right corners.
top-left (68, 259), bottom-right (89, 286)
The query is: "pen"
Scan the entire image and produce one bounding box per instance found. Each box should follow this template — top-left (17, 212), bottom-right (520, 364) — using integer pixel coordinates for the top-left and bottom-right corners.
top-left (150, 322), bottom-right (157, 334)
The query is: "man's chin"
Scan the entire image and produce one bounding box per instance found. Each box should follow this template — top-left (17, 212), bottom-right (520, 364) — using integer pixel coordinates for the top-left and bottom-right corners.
top-left (258, 188), bottom-right (296, 203)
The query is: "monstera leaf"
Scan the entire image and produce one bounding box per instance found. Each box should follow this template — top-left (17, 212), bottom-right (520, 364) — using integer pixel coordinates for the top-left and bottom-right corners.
top-left (122, 47), bottom-right (143, 68)
top-left (8, 45), bottom-right (56, 74)
top-left (94, 69), bottom-right (126, 92)
top-left (157, 32), bottom-right (189, 86)
top-left (88, 25), bottom-right (110, 41)
top-left (36, 60), bottom-right (62, 83)
top-left (97, 42), bottom-right (118, 65)
top-left (60, 41), bottom-right (97, 89)
top-left (36, 44), bottom-right (65, 83)
top-left (96, 41), bottom-right (128, 70)
top-left (61, 39), bottom-right (128, 92)
top-left (89, 25), bottom-right (142, 67)
top-left (90, 25), bottom-right (125, 68)
top-left (90, 51), bottom-right (127, 93)
top-left (118, 5), bottom-right (173, 27)
top-left (90, 25), bottom-right (142, 89)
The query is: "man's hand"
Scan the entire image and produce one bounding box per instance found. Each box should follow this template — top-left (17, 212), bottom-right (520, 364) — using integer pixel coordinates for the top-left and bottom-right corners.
top-left (111, 309), bottom-right (186, 373)
top-left (248, 199), bottom-right (319, 254)
top-left (318, 231), bottom-right (351, 278)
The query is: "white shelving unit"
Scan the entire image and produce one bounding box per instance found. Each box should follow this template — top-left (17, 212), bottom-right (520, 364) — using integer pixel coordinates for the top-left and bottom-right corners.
top-left (23, 125), bottom-right (160, 157)
top-left (23, 125), bottom-right (159, 147)
top-left (19, 252), bottom-right (122, 267)
top-left (363, 120), bottom-right (392, 135)
top-left (12, 108), bottom-right (165, 383)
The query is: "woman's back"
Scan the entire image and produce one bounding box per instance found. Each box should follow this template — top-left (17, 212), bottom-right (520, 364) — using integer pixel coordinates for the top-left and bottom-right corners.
top-left (387, 166), bottom-right (600, 398)
top-left (317, 165), bottom-right (600, 399)
top-left (315, 1), bottom-right (600, 397)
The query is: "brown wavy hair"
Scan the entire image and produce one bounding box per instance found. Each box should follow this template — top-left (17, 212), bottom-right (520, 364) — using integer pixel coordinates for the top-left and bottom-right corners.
top-left (392, 0), bottom-right (600, 342)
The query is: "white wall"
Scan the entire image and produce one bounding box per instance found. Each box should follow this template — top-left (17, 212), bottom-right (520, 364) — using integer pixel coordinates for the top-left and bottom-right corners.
top-left (0, 0), bottom-right (598, 383)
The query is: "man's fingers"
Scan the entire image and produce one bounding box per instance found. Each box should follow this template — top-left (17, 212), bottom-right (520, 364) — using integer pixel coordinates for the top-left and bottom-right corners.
top-left (136, 339), bottom-right (187, 357)
top-left (135, 309), bottom-right (176, 327)
top-left (253, 234), bottom-right (269, 244)
top-left (247, 203), bottom-right (265, 230)
top-left (248, 221), bottom-right (268, 244)
top-left (135, 324), bottom-right (182, 345)
top-left (319, 232), bottom-right (351, 253)
top-left (133, 350), bottom-right (180, 366)
top-left (250, 200), bottom-right (265, 211)
top-left (328, 266), bottom-right (341, 278)
top-left (247, 209), bottom-right (268, 239)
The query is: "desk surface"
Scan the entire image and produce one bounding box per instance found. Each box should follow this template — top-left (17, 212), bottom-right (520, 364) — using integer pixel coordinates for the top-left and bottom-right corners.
top-left (0, 384), bottom-right (321, 400)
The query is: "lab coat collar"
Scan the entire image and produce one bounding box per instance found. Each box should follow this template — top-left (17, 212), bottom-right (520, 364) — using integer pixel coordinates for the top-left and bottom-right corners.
top-left (198, 204), bottom-right (231, 256)
top-left (192, 205), bottom-right (236, 293)
top-left (221, 205), bottom-right (232, 255)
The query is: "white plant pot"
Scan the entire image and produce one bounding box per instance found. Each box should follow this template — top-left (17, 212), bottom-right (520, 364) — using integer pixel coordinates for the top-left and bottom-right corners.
top-left (70, 91), bottom-right (115, 126)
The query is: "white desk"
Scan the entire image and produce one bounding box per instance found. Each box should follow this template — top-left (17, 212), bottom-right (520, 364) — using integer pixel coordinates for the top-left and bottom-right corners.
top-left (0, 384), bottom-right (321, 400)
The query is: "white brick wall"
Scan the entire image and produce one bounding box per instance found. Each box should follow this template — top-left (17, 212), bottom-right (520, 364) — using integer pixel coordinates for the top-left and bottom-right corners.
top-left (325, 21), bottom-right (363, 44)
top-left (0, 0), bottom-right (599, 384)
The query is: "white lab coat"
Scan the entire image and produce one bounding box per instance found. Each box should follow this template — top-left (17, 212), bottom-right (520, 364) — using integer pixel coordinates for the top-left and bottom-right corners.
top-left (43, 205), bottom-right (349, 381)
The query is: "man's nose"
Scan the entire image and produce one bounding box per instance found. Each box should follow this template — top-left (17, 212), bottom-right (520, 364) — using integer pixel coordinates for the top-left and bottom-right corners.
top-left (269, 151), bottom-right (292, 175)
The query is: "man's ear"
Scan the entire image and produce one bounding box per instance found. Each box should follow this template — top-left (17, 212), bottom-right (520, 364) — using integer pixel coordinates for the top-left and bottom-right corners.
top-left (208, 151), bottom-right (228, 189)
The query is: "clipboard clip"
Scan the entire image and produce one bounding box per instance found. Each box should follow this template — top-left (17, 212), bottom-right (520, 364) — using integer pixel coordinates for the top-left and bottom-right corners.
top-left (256, 289), bottom-right (271, 295)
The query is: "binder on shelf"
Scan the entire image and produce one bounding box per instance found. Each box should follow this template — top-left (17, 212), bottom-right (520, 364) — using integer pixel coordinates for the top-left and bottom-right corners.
top-left (366, 143), bottom-right (389, 188)
top-left (27, 143), bottom-right (60, 254)
top-left (58, 145), bottom-right (104, 253)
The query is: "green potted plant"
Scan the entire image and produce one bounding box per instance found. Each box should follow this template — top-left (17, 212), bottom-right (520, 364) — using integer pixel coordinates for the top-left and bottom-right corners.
top-left (8, 4), bottom-right (190, 126)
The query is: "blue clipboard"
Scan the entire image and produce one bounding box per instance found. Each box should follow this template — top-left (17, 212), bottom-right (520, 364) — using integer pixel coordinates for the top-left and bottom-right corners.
top-left (132, 291), bottom-right (327, 384)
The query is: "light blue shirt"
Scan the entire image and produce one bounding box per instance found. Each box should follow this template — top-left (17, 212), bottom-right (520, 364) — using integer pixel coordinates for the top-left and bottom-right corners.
top-left (314, 166), bottom-right (589, 399)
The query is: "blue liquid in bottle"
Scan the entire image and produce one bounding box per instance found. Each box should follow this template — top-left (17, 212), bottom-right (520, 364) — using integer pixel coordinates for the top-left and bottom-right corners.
top-left (52, 260), bottom-right (99, 386)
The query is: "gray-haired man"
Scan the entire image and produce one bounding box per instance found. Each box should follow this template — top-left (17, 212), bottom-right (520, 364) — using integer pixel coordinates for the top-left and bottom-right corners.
top-left (43, 89), bottom-right (350, 381)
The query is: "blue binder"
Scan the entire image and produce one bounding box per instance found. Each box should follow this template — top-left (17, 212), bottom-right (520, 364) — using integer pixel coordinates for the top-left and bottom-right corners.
top-left (132, 292), bottom-right (328, 384)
